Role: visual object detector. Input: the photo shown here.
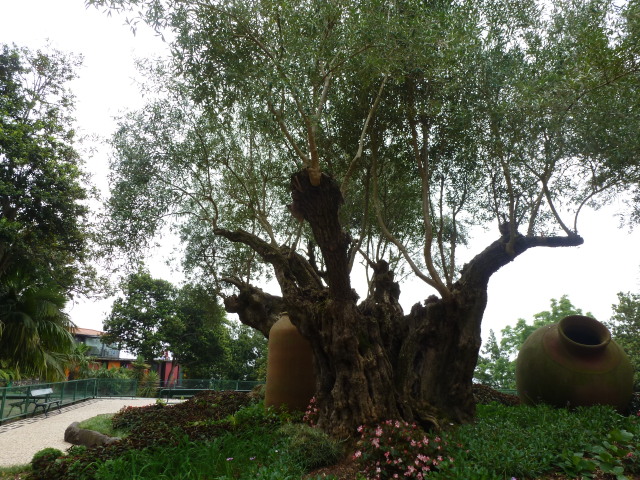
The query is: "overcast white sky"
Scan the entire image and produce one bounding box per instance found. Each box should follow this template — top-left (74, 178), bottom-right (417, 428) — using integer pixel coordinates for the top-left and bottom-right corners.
top-left (2, 0), bottom-right (640, 342)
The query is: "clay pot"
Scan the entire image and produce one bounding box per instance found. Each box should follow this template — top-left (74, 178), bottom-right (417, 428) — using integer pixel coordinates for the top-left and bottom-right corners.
top-left (265, 314), bottom-right (316, 412)
top-left (516, 315), bottom-right (633, 412)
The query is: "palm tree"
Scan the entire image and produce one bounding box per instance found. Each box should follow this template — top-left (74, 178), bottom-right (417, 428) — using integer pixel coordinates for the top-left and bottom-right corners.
top-left (0, 270), bottom-right (76, 381)
top-left (66, 343), bottom-right (98, 380)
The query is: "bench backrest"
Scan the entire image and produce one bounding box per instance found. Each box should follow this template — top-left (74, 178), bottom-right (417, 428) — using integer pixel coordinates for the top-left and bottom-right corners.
top-left (30, 388), bottom-right (53, 397)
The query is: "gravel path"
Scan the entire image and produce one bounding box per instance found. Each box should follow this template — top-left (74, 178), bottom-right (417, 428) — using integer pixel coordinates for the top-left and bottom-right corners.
top-left (0, 398), bottom-right (161, 467)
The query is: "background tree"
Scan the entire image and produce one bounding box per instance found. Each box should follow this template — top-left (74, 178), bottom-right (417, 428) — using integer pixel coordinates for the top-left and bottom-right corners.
top-left (474, 330), bottom-right (514, 390)
top-left (0, 44), bottom-right (92, 291)
top-left (170, 283), bottom-right (233, 379)
top-left (474, 295), bottom-right (589, 389)
top-left (103, 269), bottom-right (181, 362)
top-left (0, 44), bottom-right (94, 381)
top-left (103, 270), bottom-right (264, 378)
top-left (606, 291), bottom-right (640, 389)
top-left (66, 343), bottom-right (99, 380)
top-left (91, 0), bottom-right (640, 436)
top-left (223, 322), bottom-right (267, 381)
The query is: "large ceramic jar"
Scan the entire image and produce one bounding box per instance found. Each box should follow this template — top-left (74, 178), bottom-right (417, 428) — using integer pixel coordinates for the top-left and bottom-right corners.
top-left (515, 315), bottom-right (633, 412)
top-left (265, 313), bottom-right (316, 412)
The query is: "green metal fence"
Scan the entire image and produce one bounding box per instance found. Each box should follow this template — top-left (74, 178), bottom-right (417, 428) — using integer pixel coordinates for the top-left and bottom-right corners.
top-left (161, 379), bottom-right (263, 392)
top-left (95, 378), bottom-right (138, 397)
top-left (0, 378), bottom-right (264, 424)
top-left (0, 379), bottom-right (98, 424)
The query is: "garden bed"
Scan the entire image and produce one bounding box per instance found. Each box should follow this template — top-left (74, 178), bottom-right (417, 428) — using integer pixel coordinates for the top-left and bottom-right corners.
top-left (4, 387), bottom-right (640, 480)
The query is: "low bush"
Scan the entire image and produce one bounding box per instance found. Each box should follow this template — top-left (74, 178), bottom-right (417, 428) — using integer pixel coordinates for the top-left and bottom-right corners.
top-left (279, 423), bottom-right (343, 471)
top-left (353, 419), bottom-right (452, 479)
top-left (228, 400), bottom-right (284, 427)
top-left (30, 448), bottom-right (64, 480)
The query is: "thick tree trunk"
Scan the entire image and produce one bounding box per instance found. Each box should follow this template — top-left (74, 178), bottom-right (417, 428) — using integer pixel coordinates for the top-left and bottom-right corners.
top-left (222, 169), bottom-right (584, 438)
top-left (286, 170), bottom-right (489, 436)
top-left (398, 291), bottom-right (485, 426)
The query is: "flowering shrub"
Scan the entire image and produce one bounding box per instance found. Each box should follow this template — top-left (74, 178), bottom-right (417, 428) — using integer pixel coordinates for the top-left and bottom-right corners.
top-left (303, 396), bottom-right (319, 427)
top-left (353, 420), bottom-right (453, 479)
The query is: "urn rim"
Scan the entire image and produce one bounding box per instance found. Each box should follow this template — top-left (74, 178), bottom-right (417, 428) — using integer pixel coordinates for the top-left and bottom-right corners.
top-left (558, 315), bottom-right (611, 353)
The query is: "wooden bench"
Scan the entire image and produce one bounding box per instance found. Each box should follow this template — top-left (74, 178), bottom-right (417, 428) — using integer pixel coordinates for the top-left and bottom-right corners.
top-left (29, 388), bottom-right (62, 417)
top-left (6, 387), bottom-right (61, 417)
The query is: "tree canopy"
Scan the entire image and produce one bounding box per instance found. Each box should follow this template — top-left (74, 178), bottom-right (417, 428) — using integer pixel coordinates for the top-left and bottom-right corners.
top-left (89, 0), bottom-right (640, 436)
top-left (103, 269), bottom-right (181, 362)
top-left (103, 269), bottom-right (266, 379)
top-left (0, 44), bottom-right (94, 382)
top-left (607, 291), bottom-right (640, 389)
top-left (0, 44), bottom-right (92, 293)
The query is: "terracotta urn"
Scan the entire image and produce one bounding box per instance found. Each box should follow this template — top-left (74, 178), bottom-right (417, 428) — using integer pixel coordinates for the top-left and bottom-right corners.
top-left (515, 315), bottom-right (633, 413)
top-left (265, 313), bottom-right (316, 412)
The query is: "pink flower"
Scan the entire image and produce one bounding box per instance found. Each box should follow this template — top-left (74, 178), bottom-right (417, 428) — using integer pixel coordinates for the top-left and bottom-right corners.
top-left (353, 450), bottom-right (362, 459)
top-left (375, 426), bottom-right (383, 437)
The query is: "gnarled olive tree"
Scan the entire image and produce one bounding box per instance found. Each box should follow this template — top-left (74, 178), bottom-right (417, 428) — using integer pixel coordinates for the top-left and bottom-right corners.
top-left (92, 0), bottom-right (640, 437)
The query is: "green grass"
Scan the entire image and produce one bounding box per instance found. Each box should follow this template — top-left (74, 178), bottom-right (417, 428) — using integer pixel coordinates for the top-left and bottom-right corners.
top-left (19, 394), bottom-right (640, 480)
top-left (79, 402), bottom-right (640, 480)
top-left (430, 403), bottom-right (640, 479)
top-left (93, 426), bottom-right (303, 480)
top-left (89, 412), bottom-right (342, 480)
top-left (78, 413), bottom-right (129, 438)
top-left (0, 464), bottom-right (31, 479)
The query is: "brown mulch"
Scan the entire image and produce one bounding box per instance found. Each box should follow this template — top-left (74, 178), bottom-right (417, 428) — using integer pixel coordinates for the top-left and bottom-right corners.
top-left (472, 383), bottom-right (520, 406)
top-left (304, 455), bottom-right (362, 479)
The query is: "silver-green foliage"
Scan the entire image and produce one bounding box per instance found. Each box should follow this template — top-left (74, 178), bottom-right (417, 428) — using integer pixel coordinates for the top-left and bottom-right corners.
top-left (91, 0), bottom-right (640, 295)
